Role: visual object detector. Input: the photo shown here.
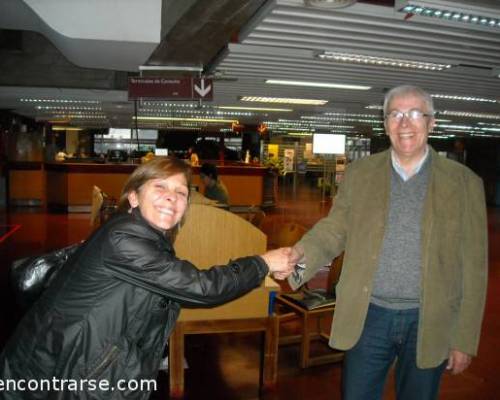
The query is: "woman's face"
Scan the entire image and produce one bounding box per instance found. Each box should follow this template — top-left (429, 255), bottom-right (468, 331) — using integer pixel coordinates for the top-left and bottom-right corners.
top-left (128, 173), bottom-right (189, 231)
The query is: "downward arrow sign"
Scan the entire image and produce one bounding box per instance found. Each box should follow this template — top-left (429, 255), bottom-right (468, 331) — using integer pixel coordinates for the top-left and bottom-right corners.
top-left (194, 79), bottom-right (212, 97)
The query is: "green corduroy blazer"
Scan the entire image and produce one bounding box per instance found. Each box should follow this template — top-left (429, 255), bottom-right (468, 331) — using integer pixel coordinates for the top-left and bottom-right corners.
top-left (289, 147), bottom-right (488, 368)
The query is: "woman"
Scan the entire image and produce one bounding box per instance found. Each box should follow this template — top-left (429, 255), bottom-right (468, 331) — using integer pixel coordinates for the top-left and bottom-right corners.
top-left (0, 156), bottom-right (292, 399)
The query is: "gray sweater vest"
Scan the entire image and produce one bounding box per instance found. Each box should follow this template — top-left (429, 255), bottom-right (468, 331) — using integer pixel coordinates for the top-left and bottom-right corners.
top-left (371, 158), bottom-right (431, 310)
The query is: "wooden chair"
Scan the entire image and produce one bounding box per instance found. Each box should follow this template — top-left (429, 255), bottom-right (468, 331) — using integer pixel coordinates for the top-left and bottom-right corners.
top-left (248, 209), bottom-right (266, 230)
top-left (89, 185), bottom-right (116, 227)
top-left (170, 203), bottom-right (280, 398)
top-left (89, 186), bottom-right (105, 227)
top-left (275, 253), bottom-right (345, 368)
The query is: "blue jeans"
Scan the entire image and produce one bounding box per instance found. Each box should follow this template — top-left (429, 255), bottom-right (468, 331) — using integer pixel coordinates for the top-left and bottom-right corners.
top-left (342, 303), bottom-right (446, 400)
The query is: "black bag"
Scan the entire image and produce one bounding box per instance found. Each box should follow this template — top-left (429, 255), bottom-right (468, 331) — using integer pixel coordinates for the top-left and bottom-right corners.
top-left (9, 243), bottom-right (81, 310)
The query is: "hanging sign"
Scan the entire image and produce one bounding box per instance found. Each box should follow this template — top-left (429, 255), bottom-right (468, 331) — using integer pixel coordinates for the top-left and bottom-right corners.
top-left (128, 77), bottom-right (213, 100)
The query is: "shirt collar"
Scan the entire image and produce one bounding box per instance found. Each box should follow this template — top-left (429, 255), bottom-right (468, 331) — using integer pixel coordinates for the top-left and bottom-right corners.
top-left (391, 145), bottom-right (429, 181)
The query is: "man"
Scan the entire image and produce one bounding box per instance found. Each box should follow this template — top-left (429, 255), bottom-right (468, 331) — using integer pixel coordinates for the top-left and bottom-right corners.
top-left (199, 163), bottom-right (230, 205)
top-left (288, 85), bottom-right (488, 399)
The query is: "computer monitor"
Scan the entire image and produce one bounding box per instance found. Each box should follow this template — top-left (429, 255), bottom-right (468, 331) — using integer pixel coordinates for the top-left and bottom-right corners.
top-left (312, 133), bottom-right (346, 155)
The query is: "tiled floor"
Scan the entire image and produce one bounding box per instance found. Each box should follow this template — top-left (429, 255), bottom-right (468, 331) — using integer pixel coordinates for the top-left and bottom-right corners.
top-left (1, 179), bottom-right (499, 399)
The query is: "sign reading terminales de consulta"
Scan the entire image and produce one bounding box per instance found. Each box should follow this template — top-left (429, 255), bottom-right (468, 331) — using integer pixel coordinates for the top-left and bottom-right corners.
top-left (128, 77), bottom-right (213, 100)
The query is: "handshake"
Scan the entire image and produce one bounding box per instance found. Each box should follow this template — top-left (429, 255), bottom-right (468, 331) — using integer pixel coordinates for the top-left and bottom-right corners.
top-left (260, 246), bottom-right (304, 280)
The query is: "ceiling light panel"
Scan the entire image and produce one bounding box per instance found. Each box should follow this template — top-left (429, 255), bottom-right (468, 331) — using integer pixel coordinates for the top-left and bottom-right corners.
top-left (396, 0), bottom-right (500, 29)
top-left (439, 110), bottom-right (500, 120)
top-left (35, 106), bottom-right (102, 111)
top-left (317, 51), bottom-right (452, 71)
top-left (218, 106), bottom-right (293, 112)
top-left (240, 96), bottom-right (328, 105)
top-left (139, 108), bottom-right (253, 117)
top-left (133, 116), bottom-right (238, 124)
top-left (431, 94), bottom-right (498, 103)
top-left (265, 79), bottom-right (371, 90)
top-left (20, 98), bottom-right (100, 104)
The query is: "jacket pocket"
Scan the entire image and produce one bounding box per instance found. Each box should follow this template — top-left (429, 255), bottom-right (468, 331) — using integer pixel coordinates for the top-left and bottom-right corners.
top-left (85, 344), bottom-right (120, 380)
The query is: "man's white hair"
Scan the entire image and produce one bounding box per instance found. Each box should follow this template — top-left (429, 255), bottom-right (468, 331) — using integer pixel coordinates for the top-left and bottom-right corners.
top-left (383, 85), bottom-right (434, 116)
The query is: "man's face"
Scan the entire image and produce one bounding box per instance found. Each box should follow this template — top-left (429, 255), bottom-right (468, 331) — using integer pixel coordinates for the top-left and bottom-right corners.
top-left (200, 173), bottom-right (212, 187)
top-left (384, 93), bottom-right (435, 161)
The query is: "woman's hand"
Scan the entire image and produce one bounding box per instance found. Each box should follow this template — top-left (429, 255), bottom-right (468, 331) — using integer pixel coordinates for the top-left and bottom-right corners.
top-left (261, 247), bottom-right (296, 280)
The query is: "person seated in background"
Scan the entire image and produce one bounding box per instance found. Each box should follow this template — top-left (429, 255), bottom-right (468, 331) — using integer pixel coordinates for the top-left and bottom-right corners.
top-left (199, 162), bottom-right (229, 206)
top-left (187, 146), bottom-right (199, 166)
top-left (0, 156), bottom-right (294, 400)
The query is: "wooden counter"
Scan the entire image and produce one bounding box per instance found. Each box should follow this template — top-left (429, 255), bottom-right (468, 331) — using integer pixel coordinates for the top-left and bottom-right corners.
top-left (7, 161), bottom-right (46, 207)
top-left (192, 164), bottom-right (267, 207)
top-left (45, 162), bottom-right (133, 212)
top-left (41, 161), bottom-right (268, 211)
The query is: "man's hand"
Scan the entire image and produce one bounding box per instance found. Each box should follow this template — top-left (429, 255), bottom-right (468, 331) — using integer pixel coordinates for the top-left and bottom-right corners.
top-left (261, 247), bottom-right (295, 280)
top-left (446, 349), bottom-right (472, 374)
top-left (290, 244), bottom-right (305, 265)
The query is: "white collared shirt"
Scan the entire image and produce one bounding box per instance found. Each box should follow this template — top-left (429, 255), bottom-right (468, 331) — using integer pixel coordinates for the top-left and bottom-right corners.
top-left (391, 145), bottom-right (429, 181)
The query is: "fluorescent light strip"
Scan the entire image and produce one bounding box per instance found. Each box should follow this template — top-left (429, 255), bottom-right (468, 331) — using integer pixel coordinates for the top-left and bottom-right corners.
top-left (431, 94), bottom-right (498, 103)
top-left (140, 104), bottom-right (293, 112)
top-left (438, 124), bottom-right (500, 132)
top-left (139, 109), bottom-right (253, 117)
top-left (36, 106), bottom-right (102, 111)
top-left (400, 5), bottom-right (500, 28)
top-left (478, 127), bottom-right (500, 132)
top-left (52, 126), bottom-right (83, 131)
top-left (21, 98), bottom-right (100, 104)
top-left (218, 106), bottom-right (293, 112)
top-left (310, 127), bottom-right (354, 132)
top-left (265, 79), bottom-right (371, 90)
top-left (240, 96), bottom-right (328, 105)
top-left (439, 110), bottom-right (500, 119)
top-left (469, 133), bottom-right (499, 137)
top-left (52, 114), bottom-right (107, 119)
top-left (142, 102), bottom-right (204, 107)
top-left (50, 111), bottom-right (106, 115)
top-left (428, 135), bottom-right (455, 139)
top-left (324, 112), bottom-right (381, 118)
top-left (288, 132), bottom-right (314, 136)
top-left (301, 115), bottom-right (383, 124)
top-left (133, 116), bottom-right (238, 124)
top-left (318, 51), bottom-right (451, 71)
top-left (437, 124), bottom-right (475, 130)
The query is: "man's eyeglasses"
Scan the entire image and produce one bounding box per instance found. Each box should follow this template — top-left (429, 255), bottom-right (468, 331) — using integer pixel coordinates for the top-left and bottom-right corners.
top-left (385, 109), bottom-right (432, 123)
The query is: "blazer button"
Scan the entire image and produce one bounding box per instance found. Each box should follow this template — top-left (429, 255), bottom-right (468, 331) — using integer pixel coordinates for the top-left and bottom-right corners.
top-left (362, 286), bottom-right (368, 293)
top-left (137, 338), bottom-right (144, 348)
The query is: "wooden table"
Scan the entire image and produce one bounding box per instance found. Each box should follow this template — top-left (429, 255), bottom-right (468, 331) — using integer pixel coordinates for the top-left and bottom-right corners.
top-left (168, 314), bottom-right (279, 398)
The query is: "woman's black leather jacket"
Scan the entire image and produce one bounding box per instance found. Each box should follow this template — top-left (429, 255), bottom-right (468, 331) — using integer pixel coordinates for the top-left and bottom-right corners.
top-left (0, 209), bottom-right (268, 399)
